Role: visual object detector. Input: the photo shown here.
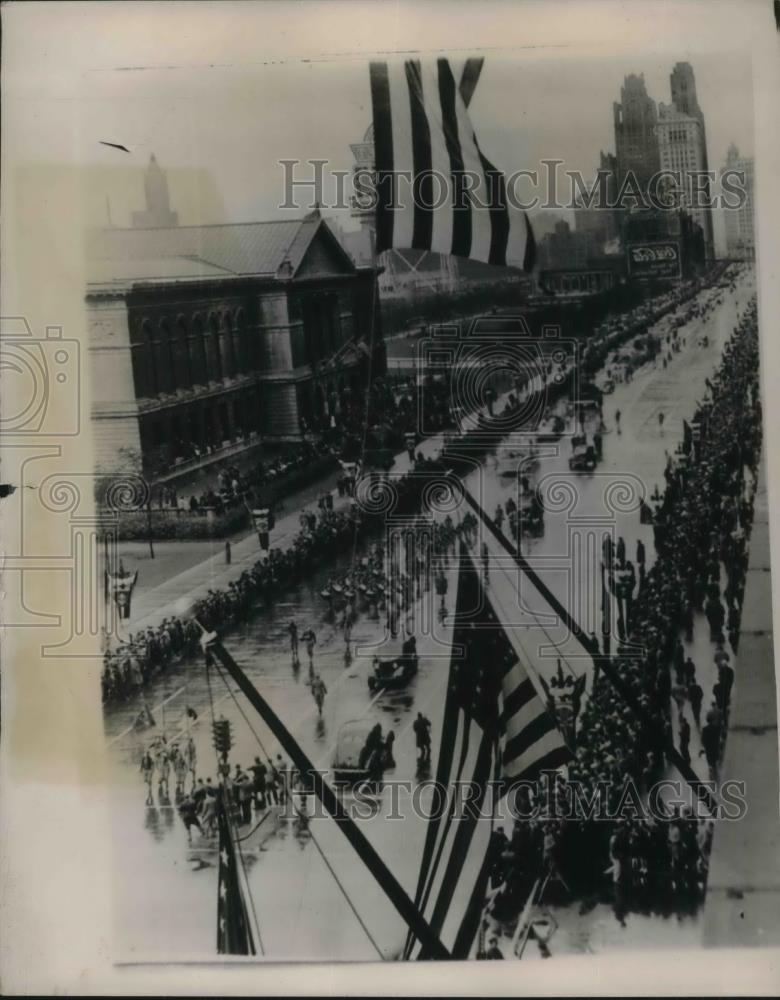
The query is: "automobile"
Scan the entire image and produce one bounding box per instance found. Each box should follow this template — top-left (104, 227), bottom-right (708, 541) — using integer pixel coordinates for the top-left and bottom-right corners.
top-left (332, 720), bottom-right (377, 786)
top-left (367, 653), bottom-right (419, 692)
top-left (569, 440), bottom-right (597, 472)
top-left (517, 492), bottom-right (545, 537)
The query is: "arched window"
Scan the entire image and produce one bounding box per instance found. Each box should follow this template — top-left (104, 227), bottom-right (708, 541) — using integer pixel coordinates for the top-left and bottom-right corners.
top-left (157, 319), bottom-right (175, 394)
top-left (174, 315), bottom-right (192, 391)
top-left (221, 312), bottom-right (235, 379)
top-left (137, 319), bottom-right (158, 398)
top-left (235, 308), bottom-right (250, 374)
top-left (206, 313), bottom-right (222, 382)
top-left (189, 314), bottom-right (208, 386)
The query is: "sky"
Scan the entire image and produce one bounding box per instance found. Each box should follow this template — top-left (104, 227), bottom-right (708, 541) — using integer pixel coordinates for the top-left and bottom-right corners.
top-left (67, 49), bottom-right (753, 232)
top-left (2, 3), bottom-right (756, 253)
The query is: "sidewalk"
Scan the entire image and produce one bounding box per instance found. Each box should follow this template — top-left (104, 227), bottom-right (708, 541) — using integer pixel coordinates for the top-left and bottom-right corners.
top-left (117, 460), bottom-right (342, 595)
top-left (703, 455), bottom-right (780, 947)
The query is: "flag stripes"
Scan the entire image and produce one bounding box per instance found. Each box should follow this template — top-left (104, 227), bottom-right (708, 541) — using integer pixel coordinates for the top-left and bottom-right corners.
top-left (216, 794), bottom-right (256, 956)
top-left (404, 547), bottom-right (570, 958)
top-left (370, 61), bottom-right (394, 256)
top-left (437, 59), bottom-right (470, 257)
top-left (369, 57), bottom-right (534, 269)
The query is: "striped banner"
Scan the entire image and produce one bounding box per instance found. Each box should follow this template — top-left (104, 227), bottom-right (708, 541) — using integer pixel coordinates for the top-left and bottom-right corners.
top-left (369, 58), bottom-right (535, 270)
top-left (406, 547), bottom-right (569, 959)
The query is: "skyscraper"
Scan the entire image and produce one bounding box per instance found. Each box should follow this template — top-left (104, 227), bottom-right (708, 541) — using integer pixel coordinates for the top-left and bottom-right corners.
top-left (670, 61), bottom-right (702, 119)
top-left (613, 74), bottom-right (661, 197)
top-left (656, 104), bottom-right (714, 256)
top-left (132, 154), bottom-right (179, 229)
top-left (656, 63), bottom-right (714, 257)
top-left (722, 143), bottom-right (755, 260)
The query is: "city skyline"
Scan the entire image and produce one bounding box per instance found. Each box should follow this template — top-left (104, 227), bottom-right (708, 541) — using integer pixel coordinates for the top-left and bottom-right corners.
top-left (73, 50), bottom-right (753, 252)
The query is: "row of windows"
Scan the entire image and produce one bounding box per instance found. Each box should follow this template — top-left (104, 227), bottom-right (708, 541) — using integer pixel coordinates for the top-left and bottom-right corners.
top-left (132, 310), bottom-right (256, 399)
top-left (139, 387), bottom-right (262, 468)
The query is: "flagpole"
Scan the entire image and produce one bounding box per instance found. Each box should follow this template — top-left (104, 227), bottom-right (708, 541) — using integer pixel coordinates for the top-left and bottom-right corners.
top-left (199, 626), bottom-right (451, 960)
top-left (452, 476), bottom-right (717, 814)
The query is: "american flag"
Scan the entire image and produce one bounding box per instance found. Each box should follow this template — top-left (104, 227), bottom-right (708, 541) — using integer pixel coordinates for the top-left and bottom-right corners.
top-left (369, 58), bottom-right (535, 270)
top-left (405, 546), bottom-right (570, 959)
top-left (216, 794), bottom-right (256, 955)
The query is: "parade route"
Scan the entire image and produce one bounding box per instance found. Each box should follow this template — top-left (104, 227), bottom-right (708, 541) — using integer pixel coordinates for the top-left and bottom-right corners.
top-left (104, 266), bottom-right (762, 961)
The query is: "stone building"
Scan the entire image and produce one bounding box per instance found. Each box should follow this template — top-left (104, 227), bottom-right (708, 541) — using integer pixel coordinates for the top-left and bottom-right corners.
top-left (722, 143), bottom-right (755, 260)
top-left (87, 167), bottom-right (383, 480)
top-left (613, 74), bottom-right (661, 196)
top-left (656, 64), bottom-right (714, 257)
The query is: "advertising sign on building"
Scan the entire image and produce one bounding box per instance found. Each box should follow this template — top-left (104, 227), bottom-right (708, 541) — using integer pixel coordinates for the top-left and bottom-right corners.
top-left (626, 241), bottom-right (681, 279)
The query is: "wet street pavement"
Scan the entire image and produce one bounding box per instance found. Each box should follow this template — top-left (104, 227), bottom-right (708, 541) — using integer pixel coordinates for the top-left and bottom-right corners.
top-left (106, 267), bottom-right (758, 961)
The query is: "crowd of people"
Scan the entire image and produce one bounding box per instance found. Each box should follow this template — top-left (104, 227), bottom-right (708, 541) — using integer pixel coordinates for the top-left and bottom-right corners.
top-left (150, 439), bottom-right (333, 515)
top-left (582, 261), bottom-right (731, 380)
top-left (102, 449), bottom-right (467, 704)
top-left (483, 294), bottom-right (761, 931)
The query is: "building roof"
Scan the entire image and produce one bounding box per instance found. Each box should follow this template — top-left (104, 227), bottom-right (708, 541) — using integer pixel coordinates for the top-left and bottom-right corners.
top-left (88, 256), bottom-right (235, 288)
top-left (85, 213), bottom-right (345, 287)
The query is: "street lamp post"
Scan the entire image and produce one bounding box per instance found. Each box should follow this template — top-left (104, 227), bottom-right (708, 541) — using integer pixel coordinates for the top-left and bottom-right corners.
top-left (146, 499), bottom-right (155, 559)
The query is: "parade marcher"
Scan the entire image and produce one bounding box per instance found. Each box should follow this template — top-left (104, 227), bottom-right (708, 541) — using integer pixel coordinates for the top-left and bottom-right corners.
top-left (700, 720), bottom-right (722, 775)
top-left (359, 724), bottom-right (383, 772)
top-left (274, 755), bottom-right (288, 805)
top-left (672, 639), bottom-right (686, 685)
top-left (302, 627), bottom-right (317, 670)
top-left (288, 621), bottom-right (299, 662)
top-left (185, 735), bottom-right (197, 785)
top-left (311, 674), bottom-right (327, 716)
top-left (714, 643), bottom-right (731, 672)
top-left (688, 680), bottom-right (704, 728)
top-left (178, 793), bottom-right (203, 843)
top-left (484, 936), bottom-right (504, 959)
top-left (719, 660), bottom-right (735, 705)
top-left (250, 756), bottom-right (268, 811)
top-left (173, 744), bottom-right (188, 796)
top-left (382, 730), bottom-right (396, 770)
top-left (192, 778), bottom-right (207, 808)
top-left (265, 760), bottom-right (279, 807)
top-left (678, 713), bottom-right (691, 765)
top-left (235, 765), bottom-right (253, 825)
top-left (199, 787), bottom-right (217, 836)
top-left (140, 748), bottom-right (155, 800)
top-left (705, 595), bottom-right (725, 643)
top-left (413, 712), bottom-right (432, 763)
top-left (155, 741), bottom-right (171, 797)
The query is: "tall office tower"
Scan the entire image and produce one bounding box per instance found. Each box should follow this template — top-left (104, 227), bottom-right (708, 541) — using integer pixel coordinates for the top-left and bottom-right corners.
top-left (657, 63), bottom-right (714, 257)
top-left (613, 74), bottom-right (661, 198)
top-left (656, 102), bottom-right (715, 257)
top-left (722, 143), bottom-right (755, 259)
